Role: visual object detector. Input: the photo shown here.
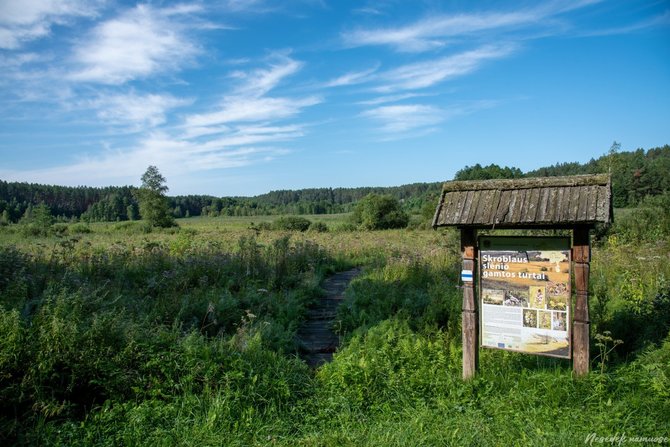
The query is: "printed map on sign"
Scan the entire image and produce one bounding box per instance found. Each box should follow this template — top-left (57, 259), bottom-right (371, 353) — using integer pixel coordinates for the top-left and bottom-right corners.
top-left (479, 237), bottom-right (571, 358)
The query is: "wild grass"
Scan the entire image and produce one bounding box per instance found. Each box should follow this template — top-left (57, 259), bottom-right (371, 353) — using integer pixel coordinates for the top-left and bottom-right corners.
top-left (1, 215), bottom-right (668, 445)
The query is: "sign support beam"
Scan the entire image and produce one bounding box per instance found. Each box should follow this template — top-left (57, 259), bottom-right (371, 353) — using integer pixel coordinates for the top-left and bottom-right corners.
top-left (572, 225), bottom-right (591, 376)
top-left (461, 228), bottom-right (478, 380)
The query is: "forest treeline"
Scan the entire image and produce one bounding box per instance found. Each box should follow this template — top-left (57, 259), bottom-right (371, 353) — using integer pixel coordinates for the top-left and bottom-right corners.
top-left (0, 144), bottom-right (668, 223)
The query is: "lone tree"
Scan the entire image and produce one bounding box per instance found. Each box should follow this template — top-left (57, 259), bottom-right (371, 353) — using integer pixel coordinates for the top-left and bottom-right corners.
top-left (351, 193), bottom-right (409, 230)
top-left (136, 166), bottom-right (175, 227)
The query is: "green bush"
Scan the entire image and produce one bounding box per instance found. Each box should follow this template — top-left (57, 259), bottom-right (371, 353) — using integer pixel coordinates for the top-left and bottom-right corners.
top-left (351, 194), bottom-right (409, 230)
top-left (273, 216), bottom-right (312, 232)
top-left (610, 192), bottom-right (670, 242)
top-left (599, 283), bottom-right (670, 358)
top-left (309, 221), bottom-right (329, 233)
top-left (52, 223), bottom-right (69, 236)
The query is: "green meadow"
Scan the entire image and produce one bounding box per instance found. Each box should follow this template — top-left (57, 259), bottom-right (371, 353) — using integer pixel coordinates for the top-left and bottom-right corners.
top-left (1, 211), bottom-right (669, 446)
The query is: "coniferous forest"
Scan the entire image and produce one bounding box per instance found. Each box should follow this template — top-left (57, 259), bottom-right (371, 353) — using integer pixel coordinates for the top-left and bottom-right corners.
top-left (1, 145), bottom-right (668, 223)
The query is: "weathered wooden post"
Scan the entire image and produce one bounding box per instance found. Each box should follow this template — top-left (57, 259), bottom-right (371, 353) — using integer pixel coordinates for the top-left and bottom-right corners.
top-left (461, 228), bottom-right (478, 380)
top-left (572, 225), bottom-right (591, 376)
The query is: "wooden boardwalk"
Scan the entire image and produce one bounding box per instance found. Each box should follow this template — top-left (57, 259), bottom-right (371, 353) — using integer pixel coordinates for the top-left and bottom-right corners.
top-left (297, 268), bottom-right (361, 368)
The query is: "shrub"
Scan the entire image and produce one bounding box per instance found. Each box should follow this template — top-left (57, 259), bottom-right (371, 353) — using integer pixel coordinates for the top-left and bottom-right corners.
top-left (351, 194), bottom-right (409, 230)
top-left (610, 192), bottom-right (670, 243)
top-left (51, 223), bottom-right (69, 236)
top-left (309, 221), bottom-right (329, 233)
top-left (273, 216), bottom-right (312, 232)
top-left (600, 283), bottom-right (670, 357)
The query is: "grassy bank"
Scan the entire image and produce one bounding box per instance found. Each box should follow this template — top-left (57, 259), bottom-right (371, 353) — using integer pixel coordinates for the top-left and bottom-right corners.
top-left (1, 218), bottom-right (668, 445)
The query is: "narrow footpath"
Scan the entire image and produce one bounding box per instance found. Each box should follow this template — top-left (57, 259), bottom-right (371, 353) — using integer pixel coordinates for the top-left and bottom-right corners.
top-left (297, 268), bottom-right (361, 368)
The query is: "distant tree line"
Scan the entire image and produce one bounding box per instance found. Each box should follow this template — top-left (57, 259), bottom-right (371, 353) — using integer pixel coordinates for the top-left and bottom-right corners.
top-left (0, 182), bottom-right (138, 224)
top-left (528, 144), bottom-right (670, 208)
top-left (456, 144), bottom-right (669, 208)
top-left (1, 144), bottom-right (668, 224)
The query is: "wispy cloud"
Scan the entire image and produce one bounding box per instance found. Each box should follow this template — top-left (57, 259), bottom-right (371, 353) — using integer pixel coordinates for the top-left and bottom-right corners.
top-left (362, 104), bottom-right (443, 136)
top-left (342, 2), bottom-right (602, 52)
top-left (0, 52), bottom-right (42, 68)
top-left (86, 92), bottom-right (191, 130)
top-left (69, 4), bottom-right (200, 84)
top-left (230, 53), bottom-right (303, 96)
top-left (1, 51), bottom-right (318, 187)
top-left (184, 55), bottom-right (320, 138)
top-left (357, 92), bottom-right (432, 106)
top-left (362, 100), bottom-right (498, 139)
top-left (580, 11), bottom-right (670, 37)
top-left (0, 0), bottom-right (101, 49)
top-left (184, 124), bottom-right (304, 150)
top-left (324, 64), bottom-right (379, 87)
top-left (185, 95), bottom-right (320, 129)
top-left (0, 132), bottom-right (288, 188)
top-left (377, 44), bottom-right (516, 92)
top-left (343, 10), bottom-right (537, 52)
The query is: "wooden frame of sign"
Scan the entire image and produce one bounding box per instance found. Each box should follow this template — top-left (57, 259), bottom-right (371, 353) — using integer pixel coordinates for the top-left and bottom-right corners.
top-left (432, 174), bottom-right (612, 379)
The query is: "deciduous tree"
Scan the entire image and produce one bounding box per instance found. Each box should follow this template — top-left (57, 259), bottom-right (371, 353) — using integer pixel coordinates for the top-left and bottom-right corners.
top-left (135, 166), bottom-right (176, 228)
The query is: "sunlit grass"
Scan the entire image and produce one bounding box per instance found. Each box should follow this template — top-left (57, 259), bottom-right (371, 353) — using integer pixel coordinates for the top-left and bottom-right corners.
top-left (1, 214), bottom-right (669, 445)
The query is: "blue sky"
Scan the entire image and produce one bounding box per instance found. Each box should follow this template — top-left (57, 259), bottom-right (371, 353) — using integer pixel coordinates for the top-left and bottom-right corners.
top-left (0, 1), bottom-right (668, 196)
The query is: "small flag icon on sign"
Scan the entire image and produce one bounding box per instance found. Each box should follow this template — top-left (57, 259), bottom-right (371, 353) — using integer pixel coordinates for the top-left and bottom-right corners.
top-left (461, 269), bottom-right (473, 282)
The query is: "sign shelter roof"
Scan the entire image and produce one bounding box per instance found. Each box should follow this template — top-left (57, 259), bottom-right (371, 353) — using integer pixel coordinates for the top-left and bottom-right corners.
top-left (432, 174), bottom-right (612, 229)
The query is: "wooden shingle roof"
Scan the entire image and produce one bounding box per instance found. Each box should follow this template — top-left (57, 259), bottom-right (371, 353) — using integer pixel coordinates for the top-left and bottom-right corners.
top-left (432, 174), bottom-right (612, 229)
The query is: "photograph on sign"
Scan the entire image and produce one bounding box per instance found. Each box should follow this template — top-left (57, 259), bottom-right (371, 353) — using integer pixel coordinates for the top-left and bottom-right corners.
top-left (479, 236), bottom-right (571, 358)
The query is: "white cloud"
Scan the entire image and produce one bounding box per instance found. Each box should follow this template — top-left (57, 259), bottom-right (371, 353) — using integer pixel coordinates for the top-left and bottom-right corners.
top-left (185, 95), bottom-right (320, 129)
top-left (231, 54), bottom-right (303, 96)
top-left (69, 4), bottom-right (199, 84)
top-left (580, 11), bottom-right (670, 37)
top-left (0, 0), bottom-right (101, 49)
top-left (342, 2), bottom-right (602, 53)
top-left (0, 132), bottom-right (289, 188)
top-left (362, 104), bottom-right (442, 135)
top-left (361, 100), bottom-right (498, 137)
top-left (1, 51), bottom-right (319, 189)
top-left (183, 54), bottom-right (320, 140)
top-left (0, 52), bottom-right (42, 69)
top-left (377, 44), bottom-right (516, 92)
top-left (357, 92), bottom-right (432, 106)
top-left (185, 124), bottom-right (304, 152)
top-left (325, 65), bottom-right (379, 87)
top-left (343, 10), bottom-right (536, 52)
top-left (87, 92), bottom-right (191, 129)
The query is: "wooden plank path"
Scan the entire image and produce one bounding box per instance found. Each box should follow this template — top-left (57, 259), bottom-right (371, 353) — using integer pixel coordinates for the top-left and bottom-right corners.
top-left (297, 268), bottom-right (361, 368)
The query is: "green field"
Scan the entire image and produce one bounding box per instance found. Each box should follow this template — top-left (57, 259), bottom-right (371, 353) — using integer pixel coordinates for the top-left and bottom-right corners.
top-left (1, 215), bottom-right (669, 446)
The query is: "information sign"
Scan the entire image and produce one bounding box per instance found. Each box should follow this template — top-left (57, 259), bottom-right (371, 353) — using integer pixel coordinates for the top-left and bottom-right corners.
top-left (479, 236), bottom-right (571, 358)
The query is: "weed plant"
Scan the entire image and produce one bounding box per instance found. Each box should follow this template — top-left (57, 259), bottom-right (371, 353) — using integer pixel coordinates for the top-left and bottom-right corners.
top-left (1, 219), bottom-right (669, 445)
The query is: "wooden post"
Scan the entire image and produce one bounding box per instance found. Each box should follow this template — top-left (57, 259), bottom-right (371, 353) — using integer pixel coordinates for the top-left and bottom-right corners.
top-left (572, 226), bottom-right (590, 376)
top-left (461, 228), bottom-right (478, 380)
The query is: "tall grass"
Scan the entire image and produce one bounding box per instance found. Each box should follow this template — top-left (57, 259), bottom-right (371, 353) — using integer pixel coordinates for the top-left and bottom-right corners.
top-left (1, 219), bottom-right (669, 445)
